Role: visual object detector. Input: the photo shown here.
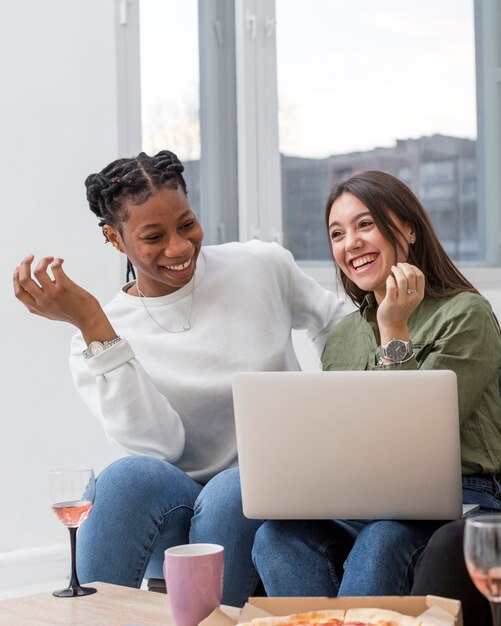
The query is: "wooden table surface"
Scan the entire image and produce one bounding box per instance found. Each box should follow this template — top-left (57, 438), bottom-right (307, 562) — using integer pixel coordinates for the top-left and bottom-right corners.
top-left (0, 582), bottom-right (175, 626)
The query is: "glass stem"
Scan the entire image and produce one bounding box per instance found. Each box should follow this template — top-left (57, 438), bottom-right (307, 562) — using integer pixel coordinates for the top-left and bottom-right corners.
top-left (68, 527), bottom-right (81, 589)
top-left (491, 601), bottom-right (501, 626)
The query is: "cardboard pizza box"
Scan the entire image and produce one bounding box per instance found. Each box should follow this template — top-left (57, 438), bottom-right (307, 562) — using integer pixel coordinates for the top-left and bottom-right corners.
top-left (202, 595), bottom-right (462, 626)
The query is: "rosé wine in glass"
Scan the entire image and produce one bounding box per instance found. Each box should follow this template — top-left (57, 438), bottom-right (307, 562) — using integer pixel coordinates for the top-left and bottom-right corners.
top-left (49, 467), bottom-right (97, 597)
top-left (51, 500), bottom-right (93, 528)
top-left (464, 515), bottom-right (501, 626)
top-left (468, 566), bottom-right (501, 602)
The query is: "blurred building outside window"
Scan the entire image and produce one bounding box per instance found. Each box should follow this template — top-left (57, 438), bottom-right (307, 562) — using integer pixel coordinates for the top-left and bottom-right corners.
top-left (140, 1), bottom-right (498, 269)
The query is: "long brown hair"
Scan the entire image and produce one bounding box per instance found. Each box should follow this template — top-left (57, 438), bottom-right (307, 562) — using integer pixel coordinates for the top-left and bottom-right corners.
top-left (325, 170), bottom-right (479, 305)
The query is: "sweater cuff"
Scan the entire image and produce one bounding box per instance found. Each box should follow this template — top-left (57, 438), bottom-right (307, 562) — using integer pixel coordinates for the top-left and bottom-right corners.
top-left (84, 339), bottom-right (135, 377)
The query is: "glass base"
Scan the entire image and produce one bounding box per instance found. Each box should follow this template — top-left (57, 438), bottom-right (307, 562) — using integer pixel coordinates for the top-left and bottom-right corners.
top-left (53, 585), bottom-right (97, 598)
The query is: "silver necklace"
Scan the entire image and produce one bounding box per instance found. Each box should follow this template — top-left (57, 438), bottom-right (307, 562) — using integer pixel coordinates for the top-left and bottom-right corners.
top-left (136, 278), bottom-right (195, 333)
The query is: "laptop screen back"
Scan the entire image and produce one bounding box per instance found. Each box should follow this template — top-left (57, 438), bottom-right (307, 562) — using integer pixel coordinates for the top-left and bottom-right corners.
top-left (232, 370), bottom-right (462, 520)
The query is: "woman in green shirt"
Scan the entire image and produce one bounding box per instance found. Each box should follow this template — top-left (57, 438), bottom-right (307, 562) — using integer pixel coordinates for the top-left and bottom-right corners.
top-left (252, 170), bottom-right (501, 598)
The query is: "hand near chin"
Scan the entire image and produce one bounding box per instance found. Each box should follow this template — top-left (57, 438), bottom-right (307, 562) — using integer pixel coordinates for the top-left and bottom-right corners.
top-left (376, 262), bottom-right (425, 333)
top-left (13, 254), bottom-right (102, 328)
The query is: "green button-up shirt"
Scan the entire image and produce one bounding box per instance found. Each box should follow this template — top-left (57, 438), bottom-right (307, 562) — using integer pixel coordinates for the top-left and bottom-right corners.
top-left (321, 291), bottom-right (501, 475)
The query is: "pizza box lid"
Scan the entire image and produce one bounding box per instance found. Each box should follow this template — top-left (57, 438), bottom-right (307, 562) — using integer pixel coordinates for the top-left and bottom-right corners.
top-left (202, 595), bottom-right (462, 626)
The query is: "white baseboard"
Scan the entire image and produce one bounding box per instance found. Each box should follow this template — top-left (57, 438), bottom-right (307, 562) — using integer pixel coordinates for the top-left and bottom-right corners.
top-left (0, 544), bottom-right (69, 595)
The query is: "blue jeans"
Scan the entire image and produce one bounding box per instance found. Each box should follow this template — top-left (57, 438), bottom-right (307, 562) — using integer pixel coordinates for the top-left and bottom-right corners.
top-left (76, 457), bottom-right (263, 607)
top-left (252, 474), bottom-right (501, 597)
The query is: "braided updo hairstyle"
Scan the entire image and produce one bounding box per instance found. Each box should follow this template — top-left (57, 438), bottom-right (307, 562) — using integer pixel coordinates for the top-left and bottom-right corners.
top-left (85, 150), bottom-right (188, 281)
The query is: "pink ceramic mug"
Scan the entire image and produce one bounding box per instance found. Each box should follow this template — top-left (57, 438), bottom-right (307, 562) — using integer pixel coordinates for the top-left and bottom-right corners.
top-left (164, 543), bottom-right (225, 626)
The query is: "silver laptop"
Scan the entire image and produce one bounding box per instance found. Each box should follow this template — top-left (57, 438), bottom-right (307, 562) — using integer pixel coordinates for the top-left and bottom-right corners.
top-left (232, 370), bottom-right (472, 520)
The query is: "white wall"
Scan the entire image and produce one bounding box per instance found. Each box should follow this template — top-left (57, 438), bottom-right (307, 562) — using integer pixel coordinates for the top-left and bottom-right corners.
top-left (0, 0), bottom-right (139, 592)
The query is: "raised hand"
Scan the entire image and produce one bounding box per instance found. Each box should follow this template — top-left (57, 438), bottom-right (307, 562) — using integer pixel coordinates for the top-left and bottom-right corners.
top-left (13, 255), bottom-right (103, 330)
top-left (376, 262), bottom-right (425, 344)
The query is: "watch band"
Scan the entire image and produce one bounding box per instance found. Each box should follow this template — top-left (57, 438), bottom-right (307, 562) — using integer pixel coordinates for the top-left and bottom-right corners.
top-left (82, 337), bottom-right (122, 359)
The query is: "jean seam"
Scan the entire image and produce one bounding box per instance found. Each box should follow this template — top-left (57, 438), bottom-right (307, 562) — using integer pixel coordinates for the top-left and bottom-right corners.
top-left (463, 474), bottom-right (499, 494)
top-left (316, 540), bottom-right (345, 593)
top-left (326, 559), bottom-right (341, 592)
top-left (317, 539), bottom-right (337, 555)
top-left (398, 544), bottom-right (426, 595)
top-left (138, 504), bottom-right (195, 583)
top-left (157, 504), bottom-right (195, 540)
top-left (243, 564), bottom-right (261, 599)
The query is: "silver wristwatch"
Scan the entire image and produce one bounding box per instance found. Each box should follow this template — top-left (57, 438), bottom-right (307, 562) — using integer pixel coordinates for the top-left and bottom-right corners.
top-left (82, 337), bottom-right (122, 359)
top-left (377, 338), bottom-right (413, 365)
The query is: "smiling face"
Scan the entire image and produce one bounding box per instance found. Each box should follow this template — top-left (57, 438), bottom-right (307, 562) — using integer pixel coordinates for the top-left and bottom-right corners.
top-left (328, 192), bottom-right (413, 301)
top-left (106, 186), bottom-right (204, 296)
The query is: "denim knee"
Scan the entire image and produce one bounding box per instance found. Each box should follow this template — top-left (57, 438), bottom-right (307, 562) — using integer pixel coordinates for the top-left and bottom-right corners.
top-left (96, 455), bottom-right (200, 516)
top-left (98, 455), bottom-right (172, 487)
top-left (343, 520), bottom-right (438, 579)
top-left (252, 521), bottom-right (319, 568)
top-left (194, 467), bottom-right (242, 514)
top-left (353, 520), bottom-right (437, 552)
top-left (252, 523), bottom-right (277, 577)
top-left (252, 522), bottom-right (276, 557)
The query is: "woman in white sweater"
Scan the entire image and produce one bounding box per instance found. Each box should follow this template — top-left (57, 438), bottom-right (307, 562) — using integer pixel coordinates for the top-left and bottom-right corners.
top-left (13, 149), bottom-right (345, 606)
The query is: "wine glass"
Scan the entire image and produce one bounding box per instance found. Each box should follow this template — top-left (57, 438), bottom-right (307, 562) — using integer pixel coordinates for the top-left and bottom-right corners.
top-left (49, 467), bottom-right (97, 597)
top-left (464, 515), bottom-right (501, 626)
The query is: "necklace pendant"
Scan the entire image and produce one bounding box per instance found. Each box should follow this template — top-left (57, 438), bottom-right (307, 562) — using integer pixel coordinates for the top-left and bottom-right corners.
top-left (182, 323), bottom-right (191, 331)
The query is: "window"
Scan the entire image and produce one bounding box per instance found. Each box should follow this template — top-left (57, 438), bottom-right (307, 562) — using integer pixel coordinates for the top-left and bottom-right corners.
top-left (275, 0), bottom-right (479, 262)
top-left (139, 0), bottom-right (201, 214)
top-left (138, 0), bottom-right (501, 269)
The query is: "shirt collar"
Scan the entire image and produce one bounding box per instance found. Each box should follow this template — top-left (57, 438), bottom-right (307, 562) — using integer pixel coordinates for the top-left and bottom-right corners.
top-left (359, 292), bottom-right (377, 316)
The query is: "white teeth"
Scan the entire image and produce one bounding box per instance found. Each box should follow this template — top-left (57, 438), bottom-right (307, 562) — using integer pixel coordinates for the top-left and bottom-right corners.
top-left (165, 259), bottom-right (191, 271)
top-left (352, 255), bottom-right (376, 269)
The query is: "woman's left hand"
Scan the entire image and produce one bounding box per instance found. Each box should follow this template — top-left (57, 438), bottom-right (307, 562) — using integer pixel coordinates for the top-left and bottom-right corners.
top-left (376, 262), bottom-right (425, 340)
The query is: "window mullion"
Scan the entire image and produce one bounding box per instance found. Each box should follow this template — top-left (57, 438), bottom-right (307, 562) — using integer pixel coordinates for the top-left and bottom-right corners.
top-left (474, 0), bottom-right (501, 265)
top-left (198, 0), bottom-right (239, 244)
top-left (234, 0), bottom-right (282, 243)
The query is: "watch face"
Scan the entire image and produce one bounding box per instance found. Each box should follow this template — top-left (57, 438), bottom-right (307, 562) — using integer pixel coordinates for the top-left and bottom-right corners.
top-left (386, 340), bottom-right (408, 362)
top-left (89, 341), bottom-right (105, 357)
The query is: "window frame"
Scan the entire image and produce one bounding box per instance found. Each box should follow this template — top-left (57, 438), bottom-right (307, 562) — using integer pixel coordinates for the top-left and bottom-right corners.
top-left (144, 1), bottom-right (501, 284)
top-left (474, 0), bottom-right (501, 268)
top-left (233, 0), bottom-right (282, 243)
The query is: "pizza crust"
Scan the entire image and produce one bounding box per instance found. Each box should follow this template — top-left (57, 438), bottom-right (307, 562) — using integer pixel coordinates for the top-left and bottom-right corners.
top-left (343, 607), bottom-right (420, 625)
top-left (256, 610), bottom-right (345, 626)
top-left (242, 610), bottom-right (345, 626)
top-left (240, 607), bottom-right (424, 626)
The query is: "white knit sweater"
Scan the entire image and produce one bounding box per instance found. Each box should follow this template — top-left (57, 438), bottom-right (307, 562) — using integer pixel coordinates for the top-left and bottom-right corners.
top-left (70, 240), bottom-right (346, 483)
